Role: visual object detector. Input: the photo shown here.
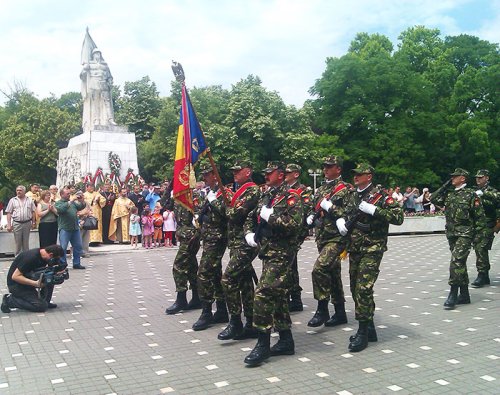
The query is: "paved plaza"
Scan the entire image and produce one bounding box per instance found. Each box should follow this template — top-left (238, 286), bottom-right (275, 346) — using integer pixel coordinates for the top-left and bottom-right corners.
top-left (0, 234), bottom-right (499, 394)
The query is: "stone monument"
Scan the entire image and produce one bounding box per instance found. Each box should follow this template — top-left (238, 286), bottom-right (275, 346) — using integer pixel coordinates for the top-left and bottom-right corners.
top-left (56, 28), bottom-right (139, 187)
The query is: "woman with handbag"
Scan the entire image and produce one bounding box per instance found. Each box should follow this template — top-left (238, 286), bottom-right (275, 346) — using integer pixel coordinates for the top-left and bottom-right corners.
top-left (37, 190), bottom-right (59, 247)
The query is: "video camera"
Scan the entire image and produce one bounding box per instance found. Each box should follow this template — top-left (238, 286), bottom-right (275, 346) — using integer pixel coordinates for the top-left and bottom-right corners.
top-left (26, 258), bottom-right (69, 286)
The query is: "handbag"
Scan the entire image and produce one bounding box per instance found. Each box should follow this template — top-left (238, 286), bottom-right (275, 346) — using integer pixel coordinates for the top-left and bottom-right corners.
top-left (82, 216), bottom-right (98, 230)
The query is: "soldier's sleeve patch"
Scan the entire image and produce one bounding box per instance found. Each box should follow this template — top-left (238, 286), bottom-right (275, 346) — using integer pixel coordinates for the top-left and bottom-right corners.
top-left (385, 197), bottom-right (394, 205)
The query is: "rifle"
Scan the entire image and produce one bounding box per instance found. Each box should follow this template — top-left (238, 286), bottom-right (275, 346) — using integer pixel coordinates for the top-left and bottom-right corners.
top-left (197, 185), bottom-right (219, 226)
top-left (308, 183), bottom-right (347, 229)
top-left (344, 192), bottom-right (383, 233)
top-left (253, 188), bottom-right (279, 244)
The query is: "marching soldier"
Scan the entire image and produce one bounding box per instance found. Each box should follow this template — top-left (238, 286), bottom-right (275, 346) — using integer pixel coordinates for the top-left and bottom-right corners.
top-left (306, 156), bottom-right (350, 328)
top-left (192, 164), bottom-right (230, 330)
top-left (165, 192), bottom-right (202, 315)
top-left (337, 163), bottom-right (403, 352)
top-left (218, 160), bottom-right (260, 341)
top-left (431, 168), bottom-right (486, 309)
top-left (242, 161), bottom-right (303, 366)
top-left (284, 163), bottom-right (312, 312)
top-left (471, 169), bottom-right (499, 287)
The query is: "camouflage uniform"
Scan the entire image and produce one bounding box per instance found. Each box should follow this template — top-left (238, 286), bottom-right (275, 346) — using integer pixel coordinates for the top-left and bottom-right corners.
top-left (244, 180), bottom-right (303, 333)
top-left (286, 170), bottom-right (312, 299)
top-left (221, 176), bottom-right (260, 318)
top-left (343, 168), bottom-right (404, 323)
top-left (310, 177), bottom-right (350, 304)
top-left (472, 170), bottom-right (499, 276)
top-left (197, 185), bottom-right (228, 304)
top-left (431, 170), bottom-right (486, 286)
top-left (172, 201), bottom-right (201, 292)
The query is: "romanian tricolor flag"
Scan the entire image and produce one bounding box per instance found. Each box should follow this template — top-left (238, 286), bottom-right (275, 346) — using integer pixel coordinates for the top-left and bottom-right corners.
top-left (173, 84), bottom-right (208, 211)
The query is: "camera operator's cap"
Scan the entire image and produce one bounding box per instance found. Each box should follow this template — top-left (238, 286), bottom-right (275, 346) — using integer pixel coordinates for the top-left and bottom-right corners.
top-left (450, 168), bottom-right (469, 177)
top-left (323, 156), bottom-right (343, 167)
top-left (285, 163), bottom-right (302, 173)
top-left (262, 161), bottom-right (285, 174)
top-left (352, 163), bottom-right (375, 175)
top-left (229, 160), bottom-right (253, 171)
top-left (475, 169), bottom-right (490, 177)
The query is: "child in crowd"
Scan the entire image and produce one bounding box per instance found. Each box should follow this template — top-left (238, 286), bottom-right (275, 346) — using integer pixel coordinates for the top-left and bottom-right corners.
top-left (141, 207), bottom-right (154, 248)
top-left (162, 207), bottom-right (176, 247)
top-left (129, 206), bottom-right (141, 249)
top-left (152, 204), bottom-right (164, 247)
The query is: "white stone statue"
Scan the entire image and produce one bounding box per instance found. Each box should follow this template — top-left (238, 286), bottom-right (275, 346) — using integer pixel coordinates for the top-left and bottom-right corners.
top-left (80, 30), bottom-right (116, 133)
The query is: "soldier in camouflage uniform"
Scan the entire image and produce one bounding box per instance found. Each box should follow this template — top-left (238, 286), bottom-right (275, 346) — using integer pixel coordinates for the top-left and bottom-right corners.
top-left (242, 161), bottom-right (303, 366)
top-left (218, 160), bottom-right (261, 341)
top-left (431, 168), bottom-right (486, 309)
top-left (165, 194), bottom-right (201, 315)
top-left (285, 163), bottom-right (312, 312)
top-left (305, 156), bottom-right (350, 328)
top-left (192, 164), bottom-right (230, 330)
top-left (337, 163), bottom-right (404, 352)
top-left (471, 169), bottom-right (499, 287)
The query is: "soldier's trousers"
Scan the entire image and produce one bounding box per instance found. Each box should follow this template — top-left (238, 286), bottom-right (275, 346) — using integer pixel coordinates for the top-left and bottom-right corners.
top-left (312, 240), bottom-right (347, 303)
top-left (253, 251), bottom-right (293, 332)
top-left (173, 234), bottom-right (201, 292)
top-left (288, 250), bottom-right (303, 295)
top-left (447, 235), bottom-right (471, 286)
top-left (221, 246), bottom-right (258, 317)
top-left (197, 237), bottom-right (227, 304)
top-left (473, 231), bottom-right (494, 273)
top-left (349, 251), bottom-right (383, 322)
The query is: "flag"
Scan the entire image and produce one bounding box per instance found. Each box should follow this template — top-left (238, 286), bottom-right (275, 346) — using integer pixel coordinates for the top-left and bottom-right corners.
top-left (173, 84), bottom-right (208, 211)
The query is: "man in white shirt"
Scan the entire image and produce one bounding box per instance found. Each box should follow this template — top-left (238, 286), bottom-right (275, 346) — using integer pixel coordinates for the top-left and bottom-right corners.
top-left (392, 186), bottom-right (404, 207)
top-left (5, 186), bottom-right (36, 256)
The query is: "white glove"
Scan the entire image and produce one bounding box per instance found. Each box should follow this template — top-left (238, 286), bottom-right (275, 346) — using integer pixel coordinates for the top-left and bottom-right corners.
top-left (245, 233), bottom-right (258, 247)
top-left (359, 201), bottom-right (377, 216)
top-left (260, 206), bottom-right (274, 222)
top-left (336, 218), bottom-right (348, 236)
top-left (475, 190), bottom-right (483, 197)
top-left (320, 198), bottom-right (333, 212)
top-left (423, 188), bottom-right (429, 193)
top-left (207, 190), bottom-right (217, 202)
top-left (192, 214), bottom-right (199, 227)
top-left (306, 214), bottom-right (315, 226)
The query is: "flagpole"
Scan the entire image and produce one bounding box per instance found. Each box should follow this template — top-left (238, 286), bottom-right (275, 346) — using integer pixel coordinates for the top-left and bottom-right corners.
top-left (172, 61), bottom-right (229, 206)
top-left (205, 148), bottom-right (230, 206)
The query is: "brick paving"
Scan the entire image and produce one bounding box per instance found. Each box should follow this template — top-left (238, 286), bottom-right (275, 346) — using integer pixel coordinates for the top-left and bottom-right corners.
top-left (0, 234), bottom-right (499, 394)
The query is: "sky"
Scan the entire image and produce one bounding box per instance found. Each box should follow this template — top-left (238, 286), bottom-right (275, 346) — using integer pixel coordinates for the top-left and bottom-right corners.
top-left (0, 0), bottom-right (499, 107)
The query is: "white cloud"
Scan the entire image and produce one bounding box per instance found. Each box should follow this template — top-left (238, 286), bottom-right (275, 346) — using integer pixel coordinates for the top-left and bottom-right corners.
top-left (0, 0), bottom-right (497, 106)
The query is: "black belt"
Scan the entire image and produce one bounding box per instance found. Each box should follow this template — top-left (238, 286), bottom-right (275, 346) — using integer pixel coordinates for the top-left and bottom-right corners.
top-left (14, 219), bottom-right (32, 224)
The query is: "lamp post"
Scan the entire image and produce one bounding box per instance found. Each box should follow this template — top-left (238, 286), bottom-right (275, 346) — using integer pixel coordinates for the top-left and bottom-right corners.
top-left (308, 168), bottom-right (321, 193)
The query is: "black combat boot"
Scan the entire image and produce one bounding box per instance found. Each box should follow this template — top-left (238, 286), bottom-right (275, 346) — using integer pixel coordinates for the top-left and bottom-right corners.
top-left (307, 299), bottom-right (329, 327)
top-left (350, 320), bottom-right (377, 342)
top-left (192, 302), bottom-right (214, 331)
top-left (165, 291), bottom-right (188, 315)
top-left (288, 292), bottom-right (303, 312)
top-left (443, 285), bottom-right (459, 310)
top-left (234, 316), bottom-right (259, 339)
top-left (325, 303), bottom-right (348, 327)
top-left (471, 272), bottom-right (490, 288)
top-left (1, 294), bottom-right (11, 313)
top-left (218, 314), bottom-right (244, 340)
top-left (457, 285), bottom-right (471, 305)
top-left (348, 321), bottom-right (369, 352)
top-left (270, 330), bottom-right (295, 356)
top-left (244, 332), bottom-right (271, 366)
top-left (187, 287), bottom-right (202, 310)
top-left (213, 300), bottom-right (229, 323)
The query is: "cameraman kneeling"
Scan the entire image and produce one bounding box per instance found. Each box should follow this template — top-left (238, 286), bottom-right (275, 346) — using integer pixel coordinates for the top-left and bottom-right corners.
top-left (1, 245), bottom-right (65, 313)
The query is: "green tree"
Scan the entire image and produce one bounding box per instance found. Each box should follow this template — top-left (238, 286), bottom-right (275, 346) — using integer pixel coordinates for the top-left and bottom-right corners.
top-left (115, 76), bottom-right (161, 140)
top-left (0, 90), bottom-right (80, 187)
